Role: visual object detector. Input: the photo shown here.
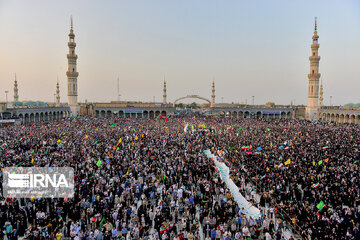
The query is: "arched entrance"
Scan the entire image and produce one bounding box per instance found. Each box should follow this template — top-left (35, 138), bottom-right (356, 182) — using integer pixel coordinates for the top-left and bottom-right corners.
top-left (173, 95), bottom-right (211, 107)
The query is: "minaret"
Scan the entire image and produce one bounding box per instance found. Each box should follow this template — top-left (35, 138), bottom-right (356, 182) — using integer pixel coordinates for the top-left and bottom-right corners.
top-left (14, 73), bottom-right (19, 102)
top-left (319, 80), bottom-right (323, 107)
top-left (306, 17), bottom-right (321, 120)
top-left (163, 79), bottom-right (167, 105)
top-left (66, 16), bottom-right (80, 116)
top-left (56, 78), bottom-right (60, 107)
top-left (211, 80), bottom-right (215, 107)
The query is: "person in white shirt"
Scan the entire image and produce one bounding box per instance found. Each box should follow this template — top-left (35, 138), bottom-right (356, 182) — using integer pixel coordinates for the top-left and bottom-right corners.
top-left (242, 226), bottom-right (250, 237)
top-left (265, 232), bottom-right (273, 240)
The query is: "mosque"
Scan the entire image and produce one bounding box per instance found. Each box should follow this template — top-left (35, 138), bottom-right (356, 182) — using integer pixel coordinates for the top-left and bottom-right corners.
top-left (1, 17), bottom-right (359, 124)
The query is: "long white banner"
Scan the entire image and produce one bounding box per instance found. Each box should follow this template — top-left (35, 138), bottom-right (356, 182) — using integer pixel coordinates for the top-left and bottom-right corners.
top-left (204, 149), bottom-right (261, 219)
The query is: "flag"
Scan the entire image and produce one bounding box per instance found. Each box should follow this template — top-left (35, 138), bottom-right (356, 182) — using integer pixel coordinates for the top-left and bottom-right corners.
top-left (257, 146), bottom-right (262, 151)
top-left (284, 159), bottom-right (291, 165)
top-left (313, 182), bottom-right (320, 188)
top-left (59, 217), bottom-right (63, 222)
top-left (318, 160), bottom-right (323, 165)
top-left (278, 163), bottom-right (284, 169)
top-left (165, 117), bottom-right (168, 122)
top-left (163, 175), bottom-right (166, 180)
top-left (96, 160), bottom-right (102, 167)
top-left (241, 146), bottom-right (250, 150)
top-left (57, 139), bottom-right (61, 143)
top-left (126, 168), bottom-right (130, 175)
top-left (110, 123), bottom-right (116, 128)
top-left (99, 217), bottom-right (106, 230)
top-left (322, 146), bottom-right (328, 150)
top-left (313, 161), bottom-right (316, 166)
top-left (316, 201), bottom-right (325, 211)
top-left (324, 158), bottom-right (329, 163)
top-left (27, 225), bottom-right (32, 231)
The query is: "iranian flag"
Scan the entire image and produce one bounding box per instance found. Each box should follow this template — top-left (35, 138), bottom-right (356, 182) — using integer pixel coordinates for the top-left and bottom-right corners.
top-left (241, 146), bottom-right (250, 150)
top-left (313, 182), bottom-right (320, 188)
top-left (278, 163), bottom-right (284, 169)
top-left (322, 146), bottom-right (329, 150)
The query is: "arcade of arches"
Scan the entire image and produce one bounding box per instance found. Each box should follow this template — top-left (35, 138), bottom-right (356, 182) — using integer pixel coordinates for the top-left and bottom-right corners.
top-left (319, 112), bottom-right (360, 124)
top-left (17, 110), bottom-right (71, 124)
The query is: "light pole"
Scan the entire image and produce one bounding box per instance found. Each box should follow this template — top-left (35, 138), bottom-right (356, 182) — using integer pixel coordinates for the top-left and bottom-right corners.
top-left (118, 94), bottom-right (121, 102)
top-left (221, 97), bottom-right (223, 103)
top-left (252, 96), bottom-right (254, 106)
top-left (330, 96), bottom-right (333, 108)
top-left (5, 91), bottom-right (8, 108)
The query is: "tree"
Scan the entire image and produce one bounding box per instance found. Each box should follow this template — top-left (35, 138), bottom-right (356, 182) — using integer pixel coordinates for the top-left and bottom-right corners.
top-left (175, 103), bottom-right (185, 108)
top-left (187, 102), bottom-right (198, 109)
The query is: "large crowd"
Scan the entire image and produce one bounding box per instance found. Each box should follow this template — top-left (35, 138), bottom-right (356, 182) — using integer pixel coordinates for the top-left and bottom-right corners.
top-left (0, 116), bottom-right (359, 240)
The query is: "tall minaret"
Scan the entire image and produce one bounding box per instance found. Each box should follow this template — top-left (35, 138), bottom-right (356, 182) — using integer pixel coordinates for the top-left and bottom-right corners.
top-left (56, 78), bottom-right (60, 107)
top-left (66, 16), bottom-right (80, 116)
top-left (306, 17), bottom-right (321, 120)
top-left (319, 80), bottom-right (323, 107)
top-left (14, 73), bottom-right (19, 102)
top-left (163, 79), bottom-right (167, 105)
top-left (211, 80), bottom-right (215, 107)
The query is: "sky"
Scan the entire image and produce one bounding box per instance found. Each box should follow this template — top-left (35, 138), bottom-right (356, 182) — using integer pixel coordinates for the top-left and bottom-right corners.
top-left (0, 0), bottom-right (359, 106)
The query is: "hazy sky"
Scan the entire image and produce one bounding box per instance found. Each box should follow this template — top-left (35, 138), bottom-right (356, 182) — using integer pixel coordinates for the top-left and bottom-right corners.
top-left (0, 0), bottom-right (359, 105)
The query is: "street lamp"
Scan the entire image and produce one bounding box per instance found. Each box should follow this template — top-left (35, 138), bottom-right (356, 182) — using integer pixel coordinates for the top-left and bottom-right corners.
top-left (252, 96), bottom-right (254, 106)
top-left (118, 94), bottom-right (121, 102)
top-left (5, 91), bottom-right (8, 108)
top-left (5, 90), bottom-right (9, 105)
top-left (330, 96), bottom-right (333, 108)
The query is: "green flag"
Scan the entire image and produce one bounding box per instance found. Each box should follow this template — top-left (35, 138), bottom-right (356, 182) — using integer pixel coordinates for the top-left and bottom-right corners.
top-left (163, 174), bottom-right (166, 180)
top-left (99, 217), bottom-right (106, 230)
top-left (317, 201), bottom-right (325, 210)
top-left (318, 160), bottom-right (323, 165)
top-left (96, 160), bottom-right (102, 167)
top-left (110, 123), bottom-right (116, 128)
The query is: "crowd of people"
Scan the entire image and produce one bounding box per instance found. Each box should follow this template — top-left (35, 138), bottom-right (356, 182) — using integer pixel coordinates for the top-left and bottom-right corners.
top-left (0, 116), bottom-right (359, 240)
top-left (210, 119), bottom-right (360, 239)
